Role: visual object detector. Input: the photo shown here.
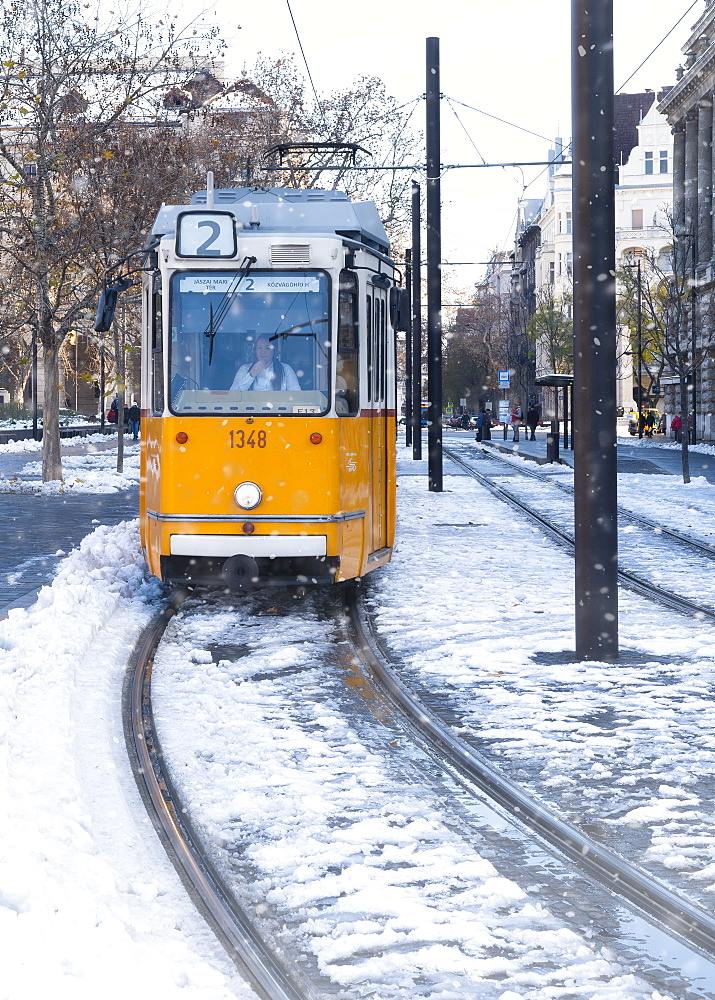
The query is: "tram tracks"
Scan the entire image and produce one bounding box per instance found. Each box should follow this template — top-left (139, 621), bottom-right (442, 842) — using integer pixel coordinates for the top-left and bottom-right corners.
top-left (444, 443), bottom-right (715, 622)
top-left (123, 597), bottom-right (313, 1000)
top-left (124, 581), bottom-right (715, 995)
top-left (346, 583), bottom-right (715, 965)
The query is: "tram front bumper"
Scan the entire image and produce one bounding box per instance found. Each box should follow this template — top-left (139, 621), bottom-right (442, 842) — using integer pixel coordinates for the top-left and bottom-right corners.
top-left (169, 533), bottom-right (327, 558)
top-left (161, 533), bottom-right (338, 588)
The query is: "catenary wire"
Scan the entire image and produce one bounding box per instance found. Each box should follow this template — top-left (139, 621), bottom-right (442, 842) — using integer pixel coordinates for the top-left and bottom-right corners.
top-left (617, 1), bottom-right (701, 93)
top-left (284, 0), bottom-right (327, 129)
top-left (444, 96), bottom-right (487, 165)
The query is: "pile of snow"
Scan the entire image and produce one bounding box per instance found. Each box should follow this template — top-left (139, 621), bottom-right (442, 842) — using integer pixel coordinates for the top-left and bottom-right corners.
top-left (0, 523), bottom-right (250, 999)
top-left (0, 442), bottom-right (139, 493)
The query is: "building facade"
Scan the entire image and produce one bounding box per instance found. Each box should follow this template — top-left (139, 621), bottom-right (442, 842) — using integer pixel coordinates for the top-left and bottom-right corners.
top-left (512, 94), bottom-right (674, 416)
top-left (658, 0), bottom-right (715, 439)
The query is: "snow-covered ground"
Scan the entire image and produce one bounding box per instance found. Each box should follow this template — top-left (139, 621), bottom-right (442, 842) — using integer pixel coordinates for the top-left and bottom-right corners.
top-left (3, 435), bottom-right (715, 997)
top-left (0, 523), bottom-right (252, 1000)
top-left (0, 435), bottom-right (139, 493)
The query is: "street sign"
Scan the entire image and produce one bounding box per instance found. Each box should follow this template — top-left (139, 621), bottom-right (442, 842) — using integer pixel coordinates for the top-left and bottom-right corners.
top-left (498, 400), bottom-right (510, 424)
top-left (498, 370), bottom-right (510, 388)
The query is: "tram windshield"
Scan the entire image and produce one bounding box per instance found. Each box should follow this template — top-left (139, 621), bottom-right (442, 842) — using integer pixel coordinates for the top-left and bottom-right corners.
top-left (169, 270), bottom-right (330, 415)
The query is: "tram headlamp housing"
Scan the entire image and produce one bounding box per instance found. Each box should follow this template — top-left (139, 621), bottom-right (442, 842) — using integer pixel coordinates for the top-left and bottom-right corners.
top-left (234, 481), bottom-right (262, 510)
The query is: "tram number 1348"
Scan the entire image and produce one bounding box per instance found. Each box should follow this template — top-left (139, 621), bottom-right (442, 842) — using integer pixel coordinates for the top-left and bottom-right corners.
top-left (229, 429), bottom-right (267, 449)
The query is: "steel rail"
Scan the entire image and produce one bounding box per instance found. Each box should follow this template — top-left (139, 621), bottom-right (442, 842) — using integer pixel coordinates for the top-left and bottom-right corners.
top-left (479, 441), bottom-right (715, 558)
top-left (343, 581), bottom-right (715, 961)
top-left (444, 445), bottom-right (715, 622)
top-left (123, 601), bottom-right (311, 1000)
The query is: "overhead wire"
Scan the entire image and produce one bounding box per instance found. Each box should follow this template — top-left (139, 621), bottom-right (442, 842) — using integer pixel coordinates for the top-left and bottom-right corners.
top-left (284, 0), bottom-right (327, 129)
top-left (616, 0), bottom-right (700, 93)
top-left (443, 95), bottom-right (555, 144)
top-left (444, 96), bottom-right (487, 165)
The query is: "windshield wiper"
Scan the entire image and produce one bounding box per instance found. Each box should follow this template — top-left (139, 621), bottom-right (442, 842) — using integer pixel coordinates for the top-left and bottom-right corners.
top-left (268, 318), bottom-right (328, 341)
top-left (203, 255), bottom-right (256, 365)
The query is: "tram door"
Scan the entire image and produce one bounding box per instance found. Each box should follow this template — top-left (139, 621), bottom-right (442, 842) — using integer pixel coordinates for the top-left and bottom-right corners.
top-left (366, 286), bottom-right (389, 552)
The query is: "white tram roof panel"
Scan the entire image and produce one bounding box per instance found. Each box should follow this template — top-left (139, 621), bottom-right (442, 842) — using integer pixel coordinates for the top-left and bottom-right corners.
top-left (151, 186), bottom-right (390, 255)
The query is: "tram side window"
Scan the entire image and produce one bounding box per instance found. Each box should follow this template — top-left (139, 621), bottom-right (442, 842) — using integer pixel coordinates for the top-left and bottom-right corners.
top-left (337, 271), bottom-right (359, 415)
top-left (366, 292), bottom-right (373, 404)
top-left (379, 296), bottom-right (386, 402)
top-left (152, 285), bottom-right (164, 414)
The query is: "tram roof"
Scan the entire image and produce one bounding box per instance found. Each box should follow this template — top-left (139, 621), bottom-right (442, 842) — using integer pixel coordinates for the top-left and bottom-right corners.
top-left (151, 186), bottom-right (390, 255)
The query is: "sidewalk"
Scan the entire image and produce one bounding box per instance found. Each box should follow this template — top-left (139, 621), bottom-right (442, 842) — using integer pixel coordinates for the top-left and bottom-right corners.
top-left (480, 427), bottom-right (574, 467)
top-left (0, 438), bottom-right (139, 617)
top-left (446, 425), bottom-right (715, 483)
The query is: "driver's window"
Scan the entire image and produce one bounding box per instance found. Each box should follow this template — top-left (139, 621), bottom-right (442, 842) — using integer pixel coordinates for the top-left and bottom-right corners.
top-left (169, 270), bottom-right (330, 415)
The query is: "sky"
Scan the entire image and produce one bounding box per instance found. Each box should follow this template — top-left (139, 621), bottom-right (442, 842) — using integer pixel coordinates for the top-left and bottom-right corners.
top-left (177, 0), bottom-right (703, 296)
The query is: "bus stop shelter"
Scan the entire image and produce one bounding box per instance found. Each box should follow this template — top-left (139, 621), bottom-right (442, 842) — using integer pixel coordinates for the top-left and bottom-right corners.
top-left (535, 373), bottom-right (573, 451)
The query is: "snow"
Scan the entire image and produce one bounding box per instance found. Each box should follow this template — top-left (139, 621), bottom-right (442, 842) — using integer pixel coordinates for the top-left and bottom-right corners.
top-left (0, 496), bottom-right (251, 997)
top-left (0, 437), bottom-right (139, 492)
top-left (2, 433), bottom-right (715, 996)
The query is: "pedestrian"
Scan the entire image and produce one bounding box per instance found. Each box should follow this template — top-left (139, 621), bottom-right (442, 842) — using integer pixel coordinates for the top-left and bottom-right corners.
top-left (638, 411), bottom-right (646, 437)
top-left (128, 401), bottom-right (141, 441)
top-left (526, 404), bottom-right (539, 441)
top-left (645, 410), bottom-right (656, 438)
top-left (671, 413), bottom-right (683, 443)
top-left (482, 409), bottom-right (492, 441)
top-left (511, 404), bottom-right (523, 442)
top-left (475, 409), bottom-right (484, 442)
top-left (460, 412), bottom-right (470, 430)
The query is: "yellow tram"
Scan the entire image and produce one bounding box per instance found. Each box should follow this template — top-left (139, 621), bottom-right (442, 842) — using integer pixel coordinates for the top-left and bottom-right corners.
top-left (133, 184), bottom-right (401, 589)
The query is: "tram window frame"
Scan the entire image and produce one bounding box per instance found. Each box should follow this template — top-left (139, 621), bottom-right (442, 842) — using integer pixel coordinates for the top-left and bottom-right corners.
top-left (167, 269), bottom-right (331, 417)
top-left (379, 296), bottom-right (386, 402)
top-left (337, 270), bottom-right (359, 416)
top-left (373, 295), bottom-right (380, 402)
top-left (151, 281), bottom-right (164, 414)
top-left (366, 291), bottom-right (373, 404)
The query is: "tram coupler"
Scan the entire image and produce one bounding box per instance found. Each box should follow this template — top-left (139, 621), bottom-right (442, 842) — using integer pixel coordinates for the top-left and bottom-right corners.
top-left (221, 554), bottom-right (260, 590)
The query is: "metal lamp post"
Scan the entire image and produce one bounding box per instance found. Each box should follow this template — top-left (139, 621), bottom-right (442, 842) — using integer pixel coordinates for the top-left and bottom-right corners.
top-left (625, 256), bottom-right (643, 437)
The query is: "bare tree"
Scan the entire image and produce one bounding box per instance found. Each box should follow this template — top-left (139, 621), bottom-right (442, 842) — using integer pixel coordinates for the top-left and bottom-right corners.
top-left (0, 0), bottom-right (220, 480)
top-left (250, 58), bottom-right (420, 251)
top-left (617, 226), bottom-right (715, 483)
top-left (528, 284), bottom-right (574, 375)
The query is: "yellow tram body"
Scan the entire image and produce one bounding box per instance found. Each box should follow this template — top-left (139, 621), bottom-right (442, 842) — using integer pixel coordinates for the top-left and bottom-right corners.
top-left (137, 186), bottom-right (399, 588)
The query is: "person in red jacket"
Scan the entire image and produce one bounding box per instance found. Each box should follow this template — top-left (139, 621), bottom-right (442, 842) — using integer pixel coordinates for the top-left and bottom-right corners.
top-left (670, 413), bottom-right (683, 443)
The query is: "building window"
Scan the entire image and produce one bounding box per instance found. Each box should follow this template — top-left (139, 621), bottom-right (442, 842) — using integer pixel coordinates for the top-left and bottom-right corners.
top-left (23, 163), bottom-right (37, 179)
top-left (566, 212), bottom-right (572, 235)
top-left (631, 209), bottom-right (643, 229)
top-left (566, 253), bottom-right (573, 276)
top-left (549, 261), bottom-right (555, 284)
top-left (660, 150), bottom-right (668, 173)
top-left (644, 151), bottom-right (653, 175)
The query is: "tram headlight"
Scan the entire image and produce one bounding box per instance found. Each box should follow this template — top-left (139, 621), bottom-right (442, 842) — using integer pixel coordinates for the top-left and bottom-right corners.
top-left (234, 481), bottom-right (262, 510)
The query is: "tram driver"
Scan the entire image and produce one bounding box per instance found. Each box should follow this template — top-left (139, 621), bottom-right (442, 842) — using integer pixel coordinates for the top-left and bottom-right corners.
top-left (230, 335), bottom-right (301, 392)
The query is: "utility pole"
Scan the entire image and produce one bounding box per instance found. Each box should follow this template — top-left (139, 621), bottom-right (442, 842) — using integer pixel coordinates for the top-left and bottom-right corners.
top-left (572, 0), bottom-right (619, 660)
top-left (100, 339), bottom-right (106, 431)
top-left (411, 180), bottom-right (423, 461)
top-left (426, 36), bottom-right (442, 491)
top-left (691, 233), bottom-right (697, 445)
top-left (405, 249), bottom-right (413, 448)
top-left (636, 258), bottom-right (643, 439)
